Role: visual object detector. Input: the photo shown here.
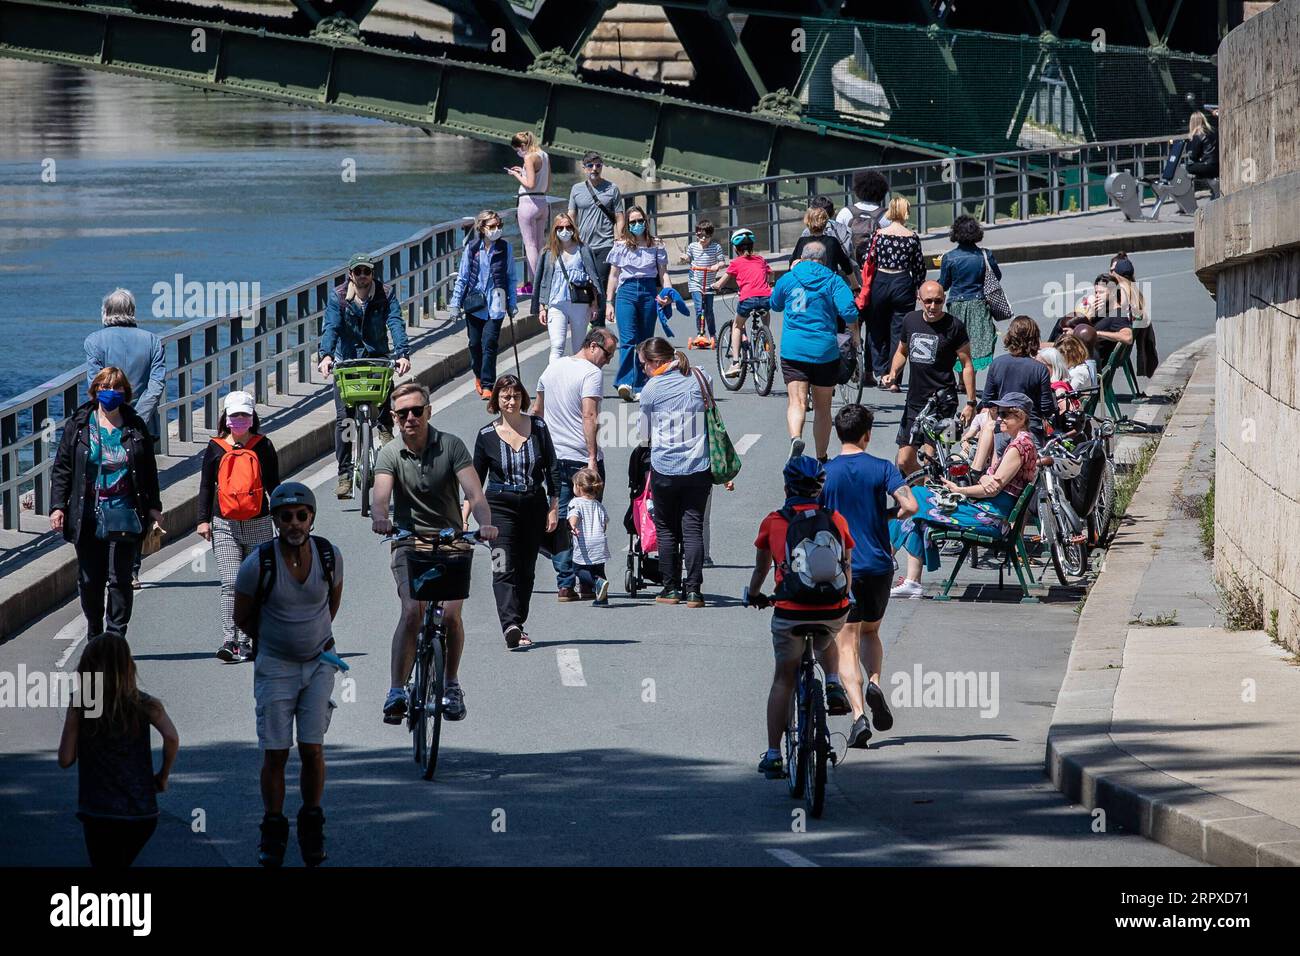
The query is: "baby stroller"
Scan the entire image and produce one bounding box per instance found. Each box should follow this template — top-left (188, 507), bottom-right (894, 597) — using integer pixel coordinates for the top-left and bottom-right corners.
top-left (624, 445), bottom-right (663, 597)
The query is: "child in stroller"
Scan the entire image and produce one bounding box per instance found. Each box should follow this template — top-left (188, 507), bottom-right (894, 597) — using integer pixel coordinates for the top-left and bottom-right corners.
top-left (624, 445), bottom-right (663, 597)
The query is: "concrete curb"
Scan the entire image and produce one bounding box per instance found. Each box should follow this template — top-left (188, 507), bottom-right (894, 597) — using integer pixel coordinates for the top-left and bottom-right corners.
top-left (971, 228), bottom-right (1194, 265)
top-left (1045, 332), bottom-right (1300, 866)
top-left (0, 310), bottom-right (546, 642)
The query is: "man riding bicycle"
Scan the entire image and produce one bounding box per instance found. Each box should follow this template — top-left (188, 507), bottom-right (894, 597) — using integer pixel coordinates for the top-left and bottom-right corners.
top-left (370, 382), bottom-right (497, 725)
top-left (318, 252), bottom-right (412, 500)
top-left (747, 456), bottom-right (854, 779)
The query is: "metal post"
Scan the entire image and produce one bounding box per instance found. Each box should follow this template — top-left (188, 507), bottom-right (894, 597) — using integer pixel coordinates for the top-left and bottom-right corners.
top-left (686, 189), bottom-right (698, 237)
top-left (1049, 152), bottom-right (1060, 215)
top-left (916, 168), bottom-right (928, 235)
top-left (767, 180), bottom-right (780, 253)
top-left (984, 159), bottom-right (995, 224)
top-left (727, 186), bottom-right (739, 231)
top-left (253, 308), bottom-right (268, 406)
top-left (203, 325), bottom-right (219, 433)
top-left (274, 299), bottom-right (288, 395)
top-left (0, 409), bottom-right (14, 530)
top-left (1079, 149), bottom-right (1089, 211)
top-left (31, 397), bottom-right (47, 516)
top-left (296, 291), bottom-right (310, 386)
top-left (1018, 155), bottom-right (1030, 220)
top-left (177, 337), bottom-right (192, 445)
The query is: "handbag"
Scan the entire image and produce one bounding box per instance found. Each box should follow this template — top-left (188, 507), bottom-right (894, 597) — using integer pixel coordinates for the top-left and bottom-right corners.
top-left (139, 521), bottom-right (164, 556)
top-left (557, 251), bottom-right (595, 305)
top-left (690, 367), bottom-right (742, 485)
top-left (631, 473), bottom-right (658, 554)
top-left (854, 234), bottom-right (879, 310)
top-left (981, 249), bottom-right (1012, 321)
top-left (91, 423), bottom-right (143, 542)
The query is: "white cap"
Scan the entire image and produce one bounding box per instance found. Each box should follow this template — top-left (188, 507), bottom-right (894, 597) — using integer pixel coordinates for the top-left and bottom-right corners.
top-left (223, 391), bottom-right (256, 416)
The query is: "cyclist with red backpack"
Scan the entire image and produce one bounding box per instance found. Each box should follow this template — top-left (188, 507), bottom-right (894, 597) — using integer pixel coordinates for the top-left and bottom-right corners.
top-left (747, 456), bottom-right (854, 779)
top-left (197, 390), bottom-right (281, 663)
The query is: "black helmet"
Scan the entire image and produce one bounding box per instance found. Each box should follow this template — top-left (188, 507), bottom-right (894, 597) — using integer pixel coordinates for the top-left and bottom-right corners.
top-left (783, 454), bottom-right (826, 498)
top-left (269, 481), bottom-right (316, 514)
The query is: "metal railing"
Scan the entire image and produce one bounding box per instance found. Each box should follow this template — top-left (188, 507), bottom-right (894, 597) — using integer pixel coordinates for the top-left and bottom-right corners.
top-left (626, 135), bottom-right (1187, 256)
top-left (0, 203), bottom-right (545, 534)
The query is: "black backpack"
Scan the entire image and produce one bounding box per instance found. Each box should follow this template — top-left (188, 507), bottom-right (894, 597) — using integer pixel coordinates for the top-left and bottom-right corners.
top-left (848, 205), bottom-right (884, 266)
top-left (244, 536), bottom-right (337, 659)
top-left (773, 506), bottom-right (849, 605)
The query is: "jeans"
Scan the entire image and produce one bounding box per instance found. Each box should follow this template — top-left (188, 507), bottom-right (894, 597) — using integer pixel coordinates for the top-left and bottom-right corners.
top-left (589, 247), bottom-right (612, 326)
top-left (75, 514), bottom-right (138, 636)
top-left (614, 277), bottom-right (659, 391)
top-left (552, 458), bottom-right (605, 590)
top-left (488, 488), bottom-right (547, 631)
top-left (466, 312), bottom-right (503, 387)
top-left (574, 562), bottom-right (607, 595)
top-left (690, 291), bottom-right (716, 336)
top-left (865, 269), bottom-right (917, 378)
top-left (650, 467), bottom-right (711, 593)
top-left (333, 381), bottom-right (393, 475)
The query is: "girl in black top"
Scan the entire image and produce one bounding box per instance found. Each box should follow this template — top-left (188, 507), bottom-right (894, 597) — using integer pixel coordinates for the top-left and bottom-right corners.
top-left (59, 631), bottom-right (179, 868)
top-left (790, 206), bottom-right (858, 286)
top-left (462, 375), bottom-right (560, 649)
top-left (196, 391), bottom-right (281, 663)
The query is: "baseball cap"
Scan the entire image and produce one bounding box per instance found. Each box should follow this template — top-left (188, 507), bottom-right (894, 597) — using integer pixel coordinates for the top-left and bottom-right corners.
top-left (223, 390), bottom-right (255, 416)
top-left (988, 391), bottom-right (1033, 413)
top-left (1111, 256), bottom-right (1135, 279)
top-left (348, 253), bottom-right (377, 272)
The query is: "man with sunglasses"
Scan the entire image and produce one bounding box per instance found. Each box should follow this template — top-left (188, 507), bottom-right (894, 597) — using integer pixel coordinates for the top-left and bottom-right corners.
top-left (371, 382), bottom-right (497, 725)
top-left (233, 482), bottom-right (343, 867)
top-left (568, 151), bottom-right (625, 309)
top-left (318, 253), bottom-right (412, 500)
top-left (882, 280), bottom-right (977, 477)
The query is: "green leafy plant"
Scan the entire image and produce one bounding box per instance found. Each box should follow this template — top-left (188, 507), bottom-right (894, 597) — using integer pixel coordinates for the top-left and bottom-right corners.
top-left (1034, 194), bottom-right (1049, 216)
top-left (1067, 194), bottom-right (1079, 212)
top-left (1129, 610), bottom-right (1178, 626)
top-left (1199, 478), bottom-right (1215, 558)
top-left (1114, 439), bottom-right (1159, 518)
top-left (1010, 200), bottom-right (1021, 219)
top-left (1217, 571), bottom-right (1264, 631)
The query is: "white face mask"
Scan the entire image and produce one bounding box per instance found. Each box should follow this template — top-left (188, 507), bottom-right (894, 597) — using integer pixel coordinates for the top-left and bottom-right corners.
top-left (484, 228), bottom-right (502, 242)
top-left (557, 229), bottom-right (574, 242)
top-left (516, 149), bottom-right (526, 159)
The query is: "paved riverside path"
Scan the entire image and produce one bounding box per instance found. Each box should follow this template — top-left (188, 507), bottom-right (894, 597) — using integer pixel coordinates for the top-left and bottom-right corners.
top-left (0, 250), bottom-right (1211, 866)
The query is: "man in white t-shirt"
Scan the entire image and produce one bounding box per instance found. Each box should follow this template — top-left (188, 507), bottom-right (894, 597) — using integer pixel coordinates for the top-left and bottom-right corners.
top-left (534, 327), bottom-right (616, 601)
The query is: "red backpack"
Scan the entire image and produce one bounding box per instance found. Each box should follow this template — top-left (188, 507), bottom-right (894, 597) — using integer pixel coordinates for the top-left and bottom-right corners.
top-left (213, 434), bottom-right (265, 520)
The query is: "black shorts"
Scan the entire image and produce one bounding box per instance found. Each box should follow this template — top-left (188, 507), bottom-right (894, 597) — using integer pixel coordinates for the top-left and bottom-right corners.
top-left (896, 392), bottom-right (958, 447)
top-left (781, 357), bottom-right (840, 388)
top-left (847, 572), bottom-right (892, 623)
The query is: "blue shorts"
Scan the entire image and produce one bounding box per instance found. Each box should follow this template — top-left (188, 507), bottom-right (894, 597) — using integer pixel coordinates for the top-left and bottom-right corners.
top-left (738, 296), bottom-right (771, 318)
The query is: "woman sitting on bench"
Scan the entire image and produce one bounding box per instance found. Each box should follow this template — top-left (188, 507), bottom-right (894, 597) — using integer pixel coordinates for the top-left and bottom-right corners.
top-left (887, 393), bottom-right (1039, 599)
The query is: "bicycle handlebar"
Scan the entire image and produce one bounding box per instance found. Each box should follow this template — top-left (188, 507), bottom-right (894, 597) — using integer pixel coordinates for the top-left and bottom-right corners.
top-left (381, 527), bottom-right (484, 546)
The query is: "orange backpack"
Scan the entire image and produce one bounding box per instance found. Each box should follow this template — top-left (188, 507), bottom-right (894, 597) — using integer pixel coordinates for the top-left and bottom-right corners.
top-left (214, 434), bottom-right (265, 520)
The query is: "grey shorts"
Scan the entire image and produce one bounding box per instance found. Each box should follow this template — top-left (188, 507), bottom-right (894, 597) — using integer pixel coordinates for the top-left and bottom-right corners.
top-left (254, 655), bottom-right (338, 750)
top-left (771, 613), bottom-right (848, 666)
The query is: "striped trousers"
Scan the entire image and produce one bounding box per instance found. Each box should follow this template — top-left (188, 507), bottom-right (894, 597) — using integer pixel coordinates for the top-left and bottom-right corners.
top-left (212, 514), bottom-right (274, 644)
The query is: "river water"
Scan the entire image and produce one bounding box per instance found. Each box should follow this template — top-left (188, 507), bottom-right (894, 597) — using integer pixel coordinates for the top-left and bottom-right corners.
top-left (0, 59), bottom-right (565, 403)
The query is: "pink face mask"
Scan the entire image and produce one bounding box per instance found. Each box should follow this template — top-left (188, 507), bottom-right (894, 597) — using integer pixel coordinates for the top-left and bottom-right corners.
top-left (228, 415), bottom-right (252, 435)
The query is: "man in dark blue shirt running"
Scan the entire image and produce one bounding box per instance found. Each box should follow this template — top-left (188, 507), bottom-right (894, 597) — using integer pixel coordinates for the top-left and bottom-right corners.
top-left (820, 404), bottom-right (917, 748)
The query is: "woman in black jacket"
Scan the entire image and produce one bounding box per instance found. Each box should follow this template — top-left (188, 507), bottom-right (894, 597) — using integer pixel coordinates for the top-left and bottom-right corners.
top-left (462, 374), bottom-right (560, 650)
top-left (196, 390), bottom-right (280, 663)
top-left (50, 367), bottom-right (164, 637)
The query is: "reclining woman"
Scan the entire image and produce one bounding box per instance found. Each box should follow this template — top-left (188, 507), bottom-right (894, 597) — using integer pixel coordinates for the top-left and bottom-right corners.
top-left (888, 392), bottom-right (1039, 599)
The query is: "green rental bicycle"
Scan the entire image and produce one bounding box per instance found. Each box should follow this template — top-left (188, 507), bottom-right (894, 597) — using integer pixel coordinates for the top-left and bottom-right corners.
top-left (332, 358), bottom-right (395, 518)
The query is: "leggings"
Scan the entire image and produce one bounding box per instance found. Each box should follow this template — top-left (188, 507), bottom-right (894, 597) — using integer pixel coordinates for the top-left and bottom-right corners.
top-left (211, 514), bottom-right (274, 643)
top-left (516, 195), bottom-right (550, 283)
top-left (546, 300), bottom-right (590, 362)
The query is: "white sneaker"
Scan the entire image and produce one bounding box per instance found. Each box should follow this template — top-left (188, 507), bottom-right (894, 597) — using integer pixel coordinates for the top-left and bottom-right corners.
top-left (889, 579), bottom-right (923, 599)
top-left (617, 384), bottom-right (633, 402)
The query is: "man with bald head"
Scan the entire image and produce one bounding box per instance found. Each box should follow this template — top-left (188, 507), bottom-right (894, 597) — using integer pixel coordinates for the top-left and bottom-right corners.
top-left (881, 280), bottom-right (977, 476)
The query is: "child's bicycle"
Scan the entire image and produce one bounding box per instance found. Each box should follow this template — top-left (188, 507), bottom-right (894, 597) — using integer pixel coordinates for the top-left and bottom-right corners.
top-left (716, 301), bottom-right (775, 396)
top-left (332, 358), bottom-right (395, 518)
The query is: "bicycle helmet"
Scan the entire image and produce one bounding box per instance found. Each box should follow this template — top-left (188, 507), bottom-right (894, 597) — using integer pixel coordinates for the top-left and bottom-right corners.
top-left (730, 228), bottom-right (756, 247)
top-left (782, 455), bottom-right (825, 498)
top-left (269, 481), bottom-right (316, 515)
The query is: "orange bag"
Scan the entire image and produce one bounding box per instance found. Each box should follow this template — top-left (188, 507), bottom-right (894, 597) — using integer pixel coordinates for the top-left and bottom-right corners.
top-left (213, 434), bottom-right (265, 520)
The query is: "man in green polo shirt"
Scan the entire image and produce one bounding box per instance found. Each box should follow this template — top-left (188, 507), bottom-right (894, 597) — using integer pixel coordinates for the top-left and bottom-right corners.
top-left (371, 381), bottom-right (497, 724)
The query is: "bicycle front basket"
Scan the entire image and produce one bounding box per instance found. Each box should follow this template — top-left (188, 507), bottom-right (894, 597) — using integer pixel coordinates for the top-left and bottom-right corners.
top-left (334, 363), bottom-right (394, 407)
top-left (406, 545), bottom-right (474, 602)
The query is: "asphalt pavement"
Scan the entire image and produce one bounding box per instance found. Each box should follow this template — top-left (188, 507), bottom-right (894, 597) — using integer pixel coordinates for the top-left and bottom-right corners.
top-left (0, 248), bottom-right (1212, 866)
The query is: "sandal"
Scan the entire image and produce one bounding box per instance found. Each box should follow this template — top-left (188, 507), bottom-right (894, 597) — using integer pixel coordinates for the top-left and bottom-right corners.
top-left (504, 625), bottom-right (532, 651)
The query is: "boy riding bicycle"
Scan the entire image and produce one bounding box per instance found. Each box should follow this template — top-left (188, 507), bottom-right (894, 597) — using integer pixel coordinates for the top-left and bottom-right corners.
top-left (713, 228), bottom-right (773, 377)
top-left (747, 456), bottom-right (854, 778)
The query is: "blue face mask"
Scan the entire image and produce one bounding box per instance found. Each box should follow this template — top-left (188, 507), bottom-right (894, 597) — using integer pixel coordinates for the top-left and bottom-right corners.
top-left (97, 389), bottom-right (125, 411)
top-left (628, 222), bottom-right (646, 236)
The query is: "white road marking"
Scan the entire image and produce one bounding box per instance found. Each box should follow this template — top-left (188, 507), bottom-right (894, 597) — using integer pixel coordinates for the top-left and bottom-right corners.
top-left (556, 648), bottom-right (587, 687)
top-left (767, 848), bottom-right (819, 867)
top-left (305, 461), bottom-right (339, 489)
top-left (734, 433), bottom-right (761, 455)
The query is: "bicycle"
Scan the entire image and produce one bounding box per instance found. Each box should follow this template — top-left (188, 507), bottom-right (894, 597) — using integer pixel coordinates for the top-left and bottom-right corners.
top-left (902, 389), bottom-right (966, 486)
top-left (386, 527), bottom-right (483, 780)
top-left (332, 358), bottom-right (395, 518)
top-left (744, 587), bottom-right (833, 818)
top-left (716, 303), bottom-right (776, 396)
top-left (834, 334), bottom-right (868, 407)
top-left (1034, 433), bottom-right (1090, 586)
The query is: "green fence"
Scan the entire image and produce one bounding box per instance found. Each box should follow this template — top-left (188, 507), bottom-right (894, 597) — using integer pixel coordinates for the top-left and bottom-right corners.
top-left (799, 19), bottom-right (1218, 153)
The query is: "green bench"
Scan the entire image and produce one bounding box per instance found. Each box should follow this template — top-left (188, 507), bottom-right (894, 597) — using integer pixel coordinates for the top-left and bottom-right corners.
top-left (926, 481), bottom-right (1041, 604)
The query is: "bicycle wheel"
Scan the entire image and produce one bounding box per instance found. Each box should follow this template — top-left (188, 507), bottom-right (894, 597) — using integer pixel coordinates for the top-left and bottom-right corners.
top-left (421, 627), bottom-right (446, 780)
top-left (410, 637), bottom-right (427, 767)
top-left (805, 679), bottom-right (828, 818)
top-left (784, 689), bottom-right (805, 799)
top-left (357, 412), bottom-right (374, 517)
top-left (835, 349), bottom-right (865, 407)
top-left (750, 323), bottom-right (775, 397)
top-left (715, 320), bottom-right (746, 391)
top-left (1094, 457), bottom-right (1117, 544)
top-left (1046, 499), bottom-right (1089, 586)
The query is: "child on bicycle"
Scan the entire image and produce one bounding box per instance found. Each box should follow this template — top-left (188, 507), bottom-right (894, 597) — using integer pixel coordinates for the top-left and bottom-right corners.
top-left (569, 467), bottom-right (611, 606)
top-left (746, 456), bottom-right (854, 779)
top-left (678, 219), bottom-right (727, 349)
top-left (712, 228), bottom-right (773, 378)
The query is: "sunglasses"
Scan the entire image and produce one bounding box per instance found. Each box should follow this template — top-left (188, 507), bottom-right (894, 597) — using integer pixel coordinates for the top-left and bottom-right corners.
top-left (921, 297), bottom-right (944, 305)
top-left (352, 267), bottom-right (372, 277)
top-left (275, 509), bottom-right (312, 523)
top-left (395, 405), bottom-right (427, 420)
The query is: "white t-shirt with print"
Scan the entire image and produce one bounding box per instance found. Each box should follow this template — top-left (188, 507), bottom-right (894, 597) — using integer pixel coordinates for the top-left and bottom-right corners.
top-left (537, 355), bottom-right (604, 462)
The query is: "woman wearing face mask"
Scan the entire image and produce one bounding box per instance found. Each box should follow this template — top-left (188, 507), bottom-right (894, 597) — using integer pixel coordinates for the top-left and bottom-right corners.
top-left (507, 131), bottom-right (551, 297)
top-left (605, 205), bottom-right (670, 401)
top-left (450, 209), bottom-right (519, 399)
top-left (531, 212), bottom-right (605, 363)
top-left (196, 391), bottom-right (281, 663)
top-left (50, 367), bottom-right (165, 637)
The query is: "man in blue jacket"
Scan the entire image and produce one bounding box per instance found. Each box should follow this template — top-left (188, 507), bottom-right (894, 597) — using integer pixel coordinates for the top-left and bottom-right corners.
top-left (769, 241), bottom-right (859, 462)
top-left (317, 253), bottom-right (411, 499)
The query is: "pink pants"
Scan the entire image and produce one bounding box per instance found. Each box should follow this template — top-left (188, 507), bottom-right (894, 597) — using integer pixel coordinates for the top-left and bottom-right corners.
top-left (516, 195), bottom-right (550, 282)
